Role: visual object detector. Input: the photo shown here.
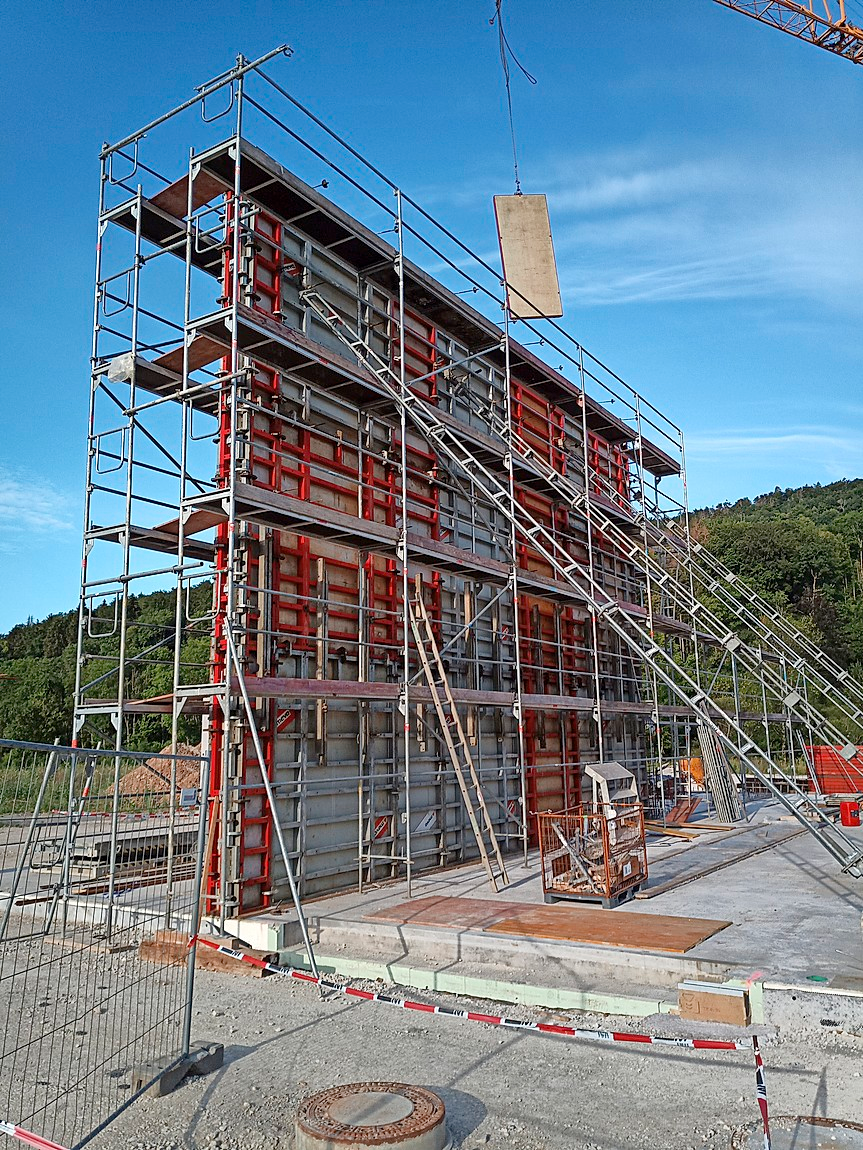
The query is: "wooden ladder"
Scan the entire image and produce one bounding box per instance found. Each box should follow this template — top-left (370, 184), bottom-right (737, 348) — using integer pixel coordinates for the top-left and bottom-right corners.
top-left (409, 581), bottom-right (509, 892)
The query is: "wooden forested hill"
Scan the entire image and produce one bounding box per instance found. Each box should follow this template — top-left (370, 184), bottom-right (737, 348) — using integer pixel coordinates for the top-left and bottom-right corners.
top-left (1, 477), bottom-right (863, 746)
top-left (0, 584), bottom-right (212, 748)
top-left (691, 477), bottom-right (863, 674)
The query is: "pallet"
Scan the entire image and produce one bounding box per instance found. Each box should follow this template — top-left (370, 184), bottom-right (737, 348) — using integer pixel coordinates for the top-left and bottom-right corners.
top-left (543, 884), bottom-right (641, 909)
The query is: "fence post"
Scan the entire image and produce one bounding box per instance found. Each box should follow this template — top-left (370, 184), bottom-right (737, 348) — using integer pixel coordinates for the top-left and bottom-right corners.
top-left (182, 753), bottom-right (212, 1057)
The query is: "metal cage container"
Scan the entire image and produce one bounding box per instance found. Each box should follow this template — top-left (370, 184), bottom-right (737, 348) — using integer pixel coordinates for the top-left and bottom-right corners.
top-left (536, 804), bottom-right (647, 907)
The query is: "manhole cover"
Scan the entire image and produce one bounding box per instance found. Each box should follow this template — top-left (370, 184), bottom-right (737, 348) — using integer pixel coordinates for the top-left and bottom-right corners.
top-left (296, 1081), bottom-right (450, 1150)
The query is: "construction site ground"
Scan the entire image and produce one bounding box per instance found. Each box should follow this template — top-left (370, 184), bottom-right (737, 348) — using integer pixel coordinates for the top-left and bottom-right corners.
top-left (91, 963), bottom-right (862, 1150)
top-left (91, 798), bottom-right (862, 1148)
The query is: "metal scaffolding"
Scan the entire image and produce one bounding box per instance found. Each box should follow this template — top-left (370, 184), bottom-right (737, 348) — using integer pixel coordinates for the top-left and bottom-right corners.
top-left (73, 49), bottom-right (863, 925)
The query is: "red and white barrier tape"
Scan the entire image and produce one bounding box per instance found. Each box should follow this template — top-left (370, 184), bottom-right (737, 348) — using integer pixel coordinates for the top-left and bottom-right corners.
top-left (0, 1122), bottom-right (68, 1150)
top-left (0, 941), bottom-right (772, 1150)
top-left (194, 934), bottom-right (751, 1048)
top-left (753, 1036), bottom-right (772, 1150)
top-left (192, 933), bottom-right (771, 1147)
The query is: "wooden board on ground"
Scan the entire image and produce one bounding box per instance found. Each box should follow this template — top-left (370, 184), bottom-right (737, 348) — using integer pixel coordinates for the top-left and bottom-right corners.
top-left (366, 895), bottom-right (525, 931)
top-left (486, 906), bottom-right (730, 953)
top-left (666, 797), bottom-right (701, 825)
top-left (365, 896), bottom-right (729, 953)
top-left (645, 821), bottom-right (700, 840)
top-left (139, 930), bottom-right (274, 977)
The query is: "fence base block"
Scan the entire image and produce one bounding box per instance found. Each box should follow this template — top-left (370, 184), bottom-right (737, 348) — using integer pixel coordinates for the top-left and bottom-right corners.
top-left (132, 1041), bottom-right (225, 1098)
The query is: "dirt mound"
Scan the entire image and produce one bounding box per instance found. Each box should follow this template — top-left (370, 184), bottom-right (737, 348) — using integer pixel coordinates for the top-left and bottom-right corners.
top-left (115, 742), bottom-right (202, 798)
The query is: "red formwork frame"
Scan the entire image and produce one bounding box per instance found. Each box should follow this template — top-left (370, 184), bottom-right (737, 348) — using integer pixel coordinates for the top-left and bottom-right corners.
top-left (362, 440), bottom-right (399, 664)
top-left (209, 200), bottom-right (452, 911)
top-left (208, 190), bottom-right (235, 905)
top-left (391, 301), bottom-right (437, 401)
top-left (514, 483), bottom-right (573, 580)
top-left (559, 606), bottom-right (588, 691)
top-left (511, 380), bottom-right (566, 474)
top-left (321, 553), bottom-right (362, 654)
top-left (208, 205), bottom-right (288, 914)
top-left (611, 443), bottom-right (630, 507)
top-left (517, 595), bottom-right (586, 695)
top-left (251, 210), bottom-right (282, 316)
top-left (523, 711), bottom-right (581, 840)
top-left (588, 432), bottom-right (631, 508)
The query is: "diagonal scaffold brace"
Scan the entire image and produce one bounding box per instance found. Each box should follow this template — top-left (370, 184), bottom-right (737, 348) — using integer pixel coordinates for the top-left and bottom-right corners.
top-left (224, 626), bottom-right (318, 978)
top-left (299, 286), bottom-right (862, 880)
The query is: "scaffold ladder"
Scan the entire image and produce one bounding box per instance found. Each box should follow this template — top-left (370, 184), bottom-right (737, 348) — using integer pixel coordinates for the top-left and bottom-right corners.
top-left (409, 585), bottom-right (509, 891)
top-left (300, 287), bottom-right (863, 877)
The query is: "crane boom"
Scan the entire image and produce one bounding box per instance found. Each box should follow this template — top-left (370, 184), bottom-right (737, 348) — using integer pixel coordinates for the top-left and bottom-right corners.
top-left (713, 0), bottom-right (863, 64)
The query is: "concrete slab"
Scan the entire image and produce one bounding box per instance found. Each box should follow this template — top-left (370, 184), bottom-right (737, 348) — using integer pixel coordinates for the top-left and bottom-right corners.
top-left (255, 801), bottom-right (863, 1029)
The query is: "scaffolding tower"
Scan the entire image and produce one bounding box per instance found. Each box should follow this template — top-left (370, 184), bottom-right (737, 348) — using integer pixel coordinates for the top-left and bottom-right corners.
top-left (73, 49), bottom-right (863, 924)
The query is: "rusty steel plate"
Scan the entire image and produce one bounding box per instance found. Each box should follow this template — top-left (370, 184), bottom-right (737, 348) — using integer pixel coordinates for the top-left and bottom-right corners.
top-left (731, 1115), bottom-right (863, 1149)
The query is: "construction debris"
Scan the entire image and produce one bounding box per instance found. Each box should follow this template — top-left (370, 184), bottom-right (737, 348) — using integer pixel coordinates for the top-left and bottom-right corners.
top-left (139, 929), bottom-right (275, 977)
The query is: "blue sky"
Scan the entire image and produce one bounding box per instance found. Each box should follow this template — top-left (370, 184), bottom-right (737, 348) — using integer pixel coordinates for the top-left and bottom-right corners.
top-left (1, 0), bottom-right (862, 631)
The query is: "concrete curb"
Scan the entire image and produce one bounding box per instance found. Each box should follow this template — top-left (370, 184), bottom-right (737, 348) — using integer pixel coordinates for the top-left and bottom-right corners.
top-left (279, 946), bottom-right (677, 1018)
top-left (762, 978), bottom-right (863, 1032)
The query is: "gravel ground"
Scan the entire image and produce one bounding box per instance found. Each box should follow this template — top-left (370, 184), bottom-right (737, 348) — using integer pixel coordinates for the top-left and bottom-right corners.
top-left (84, 965), bottom-right (863, 1150)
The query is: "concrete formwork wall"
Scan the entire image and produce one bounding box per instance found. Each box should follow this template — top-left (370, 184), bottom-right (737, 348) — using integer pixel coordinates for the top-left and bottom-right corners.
top-left (211, 182), bottom-right (651, 908)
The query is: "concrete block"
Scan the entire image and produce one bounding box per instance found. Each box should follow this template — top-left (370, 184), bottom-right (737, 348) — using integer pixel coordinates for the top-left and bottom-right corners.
top-left (223, 912), bottom-right (305, 951)
top-left (185, 1040), bottom-right (225, 1076)
top-left (130, 1055), bottom-right (190, 1098)
top-left (763, 979), bottom-right (863, 1032)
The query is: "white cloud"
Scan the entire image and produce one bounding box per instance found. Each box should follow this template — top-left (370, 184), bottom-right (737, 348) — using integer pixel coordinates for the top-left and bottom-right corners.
top-left (551, 147), bottom-right (863, 309)
top-left (686, 426), bottom-right (863, 481)
top-left (547, 159), bottom-right (724, 215)
top-left (423, 144), bottom-right (863, 312)
top-left (0, 469), bottom-right (76, 551)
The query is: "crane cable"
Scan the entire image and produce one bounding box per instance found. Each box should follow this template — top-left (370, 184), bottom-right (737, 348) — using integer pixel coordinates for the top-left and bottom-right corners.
top-left (490, 0), bottom-right (537, 195)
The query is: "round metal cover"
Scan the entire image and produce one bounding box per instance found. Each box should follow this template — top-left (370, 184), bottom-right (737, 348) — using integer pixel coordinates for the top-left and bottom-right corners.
top-left (295, 1082), bottom-right (449, 1150)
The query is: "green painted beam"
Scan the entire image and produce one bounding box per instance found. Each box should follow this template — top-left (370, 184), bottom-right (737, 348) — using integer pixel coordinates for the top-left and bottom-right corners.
top-left (279, 948), bottom-right (675, 1019)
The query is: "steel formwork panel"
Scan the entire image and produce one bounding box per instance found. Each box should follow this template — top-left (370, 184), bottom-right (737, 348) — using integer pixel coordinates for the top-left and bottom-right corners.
top-left (78, 130), bottom-right (685, 909)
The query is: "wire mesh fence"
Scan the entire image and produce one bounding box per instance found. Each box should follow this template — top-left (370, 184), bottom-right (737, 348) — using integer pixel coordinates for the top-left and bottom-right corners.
top-left (0, 739), bottom-right (208, 1149)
